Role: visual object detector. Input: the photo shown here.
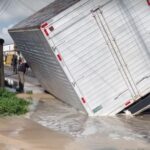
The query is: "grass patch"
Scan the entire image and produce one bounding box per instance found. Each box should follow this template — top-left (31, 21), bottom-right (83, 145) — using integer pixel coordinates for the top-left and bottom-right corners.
top-left (0, 88), bottom-right (30, 116)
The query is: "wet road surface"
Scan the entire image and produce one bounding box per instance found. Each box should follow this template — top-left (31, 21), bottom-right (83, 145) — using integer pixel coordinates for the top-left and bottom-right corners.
top-left (0, 117), bottom-right (72, 150)
top-left (0, 93), bottom-right (149, 150)
top-left (30, 94), bottom-right (150, 149)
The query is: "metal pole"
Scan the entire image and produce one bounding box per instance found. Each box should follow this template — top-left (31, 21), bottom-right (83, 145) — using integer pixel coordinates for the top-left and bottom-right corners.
top-left (0, 39), bottom-right (5, 88)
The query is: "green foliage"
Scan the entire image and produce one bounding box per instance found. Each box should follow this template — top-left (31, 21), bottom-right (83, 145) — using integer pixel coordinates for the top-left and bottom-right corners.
top-left (0, 88), bottom-right (30, 116)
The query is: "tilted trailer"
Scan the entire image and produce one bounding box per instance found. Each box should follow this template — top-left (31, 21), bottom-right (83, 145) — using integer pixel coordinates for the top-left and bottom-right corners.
top-left (9, 0), bottom-right (150, 116)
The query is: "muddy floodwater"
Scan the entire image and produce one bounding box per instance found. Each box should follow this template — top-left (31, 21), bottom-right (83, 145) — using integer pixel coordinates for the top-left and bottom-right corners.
top-left (0, 94), bottom-right (150, 150)
top-left (30, 95), bottom-right (150, 149)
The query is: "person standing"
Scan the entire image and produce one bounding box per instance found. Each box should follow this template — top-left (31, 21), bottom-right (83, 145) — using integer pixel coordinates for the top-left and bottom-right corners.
top-left (17, 60), bottom-right (29, 92)
top-left (12, 54), bottom-right (18, 73)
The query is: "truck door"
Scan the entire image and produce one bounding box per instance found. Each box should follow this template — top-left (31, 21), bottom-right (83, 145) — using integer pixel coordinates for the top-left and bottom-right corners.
top-left (118, 0), bottom-right (150, 97)
top-left (91, 0), bottom-right (150, 101)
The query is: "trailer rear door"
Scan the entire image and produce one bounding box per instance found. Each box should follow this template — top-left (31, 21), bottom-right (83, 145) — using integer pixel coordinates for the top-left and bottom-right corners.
top-left (96, 0), bottom-right (150, 98)
top-left (48, 1), bottom-right (136, 115)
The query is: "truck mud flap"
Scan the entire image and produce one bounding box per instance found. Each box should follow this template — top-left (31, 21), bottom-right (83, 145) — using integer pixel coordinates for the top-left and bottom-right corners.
top-left (125, 94), bottom-right (150, 115)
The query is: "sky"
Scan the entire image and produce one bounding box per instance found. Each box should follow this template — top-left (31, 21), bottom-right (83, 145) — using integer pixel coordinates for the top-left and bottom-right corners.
top-left (0, 0), bottom-right (54, 45)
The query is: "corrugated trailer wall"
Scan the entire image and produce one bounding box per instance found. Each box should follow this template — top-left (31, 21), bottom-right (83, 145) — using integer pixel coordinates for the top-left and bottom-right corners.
top-left (9, 0), bottom-right (150, 116)
top-left (9, 30), bottom-right (86, 112)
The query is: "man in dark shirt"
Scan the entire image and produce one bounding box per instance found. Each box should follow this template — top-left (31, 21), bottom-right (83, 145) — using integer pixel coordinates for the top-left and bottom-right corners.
top-left (12, 54), bottom-right (18, 73)
top-left (17, 61), bottom-right (29, 92)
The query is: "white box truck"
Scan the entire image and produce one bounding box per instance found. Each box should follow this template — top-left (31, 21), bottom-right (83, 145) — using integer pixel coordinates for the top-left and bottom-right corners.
top-left (9, 0), bottom-right (150, 116)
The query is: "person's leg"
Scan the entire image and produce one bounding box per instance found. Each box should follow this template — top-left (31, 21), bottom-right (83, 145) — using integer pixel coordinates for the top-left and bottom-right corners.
top-left (15, 64), bottom-right (17, 74)
top-left (18, 71), bottom-right (21, 83)
top-left (18, 71), bottom-right (24, 92)
top-left (13, 65), bottom-right (15, 72)
top-left (20, 72), bottom-right (25, 92)
top-left (17, 72), bottom-right (22, 92)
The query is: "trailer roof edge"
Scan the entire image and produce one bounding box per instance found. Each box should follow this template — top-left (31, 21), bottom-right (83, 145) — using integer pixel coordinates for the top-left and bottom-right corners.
top-left (8, 26), bottom-right (40, 32)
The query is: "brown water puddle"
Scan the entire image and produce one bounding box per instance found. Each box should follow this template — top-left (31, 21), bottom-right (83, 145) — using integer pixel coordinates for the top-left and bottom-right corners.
top-left (0, 117), bottom-right (72, 150)
top-left (0, 117), bottom-right (149, 150)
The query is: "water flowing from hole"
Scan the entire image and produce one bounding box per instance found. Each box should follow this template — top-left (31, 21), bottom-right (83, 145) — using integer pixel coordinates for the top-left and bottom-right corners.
top-left (29, 97), bottom-right (150, 144)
